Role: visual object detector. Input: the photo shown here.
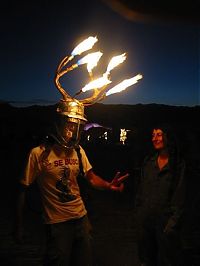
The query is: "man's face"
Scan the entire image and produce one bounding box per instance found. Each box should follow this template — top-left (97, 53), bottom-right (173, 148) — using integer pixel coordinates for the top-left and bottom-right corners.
top-left (62, 121), bottom-right (78, 141)
top-left (152, 129), bottom-right (166, 150)
top-left (60, 120), bottom-right (84, 145)
top-left (57, 116), bottom-right (86, 148)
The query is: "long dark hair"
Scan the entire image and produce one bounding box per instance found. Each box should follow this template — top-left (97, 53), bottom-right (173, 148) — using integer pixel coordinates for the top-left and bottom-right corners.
top-left (152, 123), bottom-right (183, 178)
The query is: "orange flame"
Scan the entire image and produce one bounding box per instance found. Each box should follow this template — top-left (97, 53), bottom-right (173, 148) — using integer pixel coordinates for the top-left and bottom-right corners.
top-left (106, 74), bottom-right (143, 96)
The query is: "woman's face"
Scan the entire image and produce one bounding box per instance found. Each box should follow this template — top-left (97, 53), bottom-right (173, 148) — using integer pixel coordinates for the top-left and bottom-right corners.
top-left (152, 128), bottom-right (167, 150)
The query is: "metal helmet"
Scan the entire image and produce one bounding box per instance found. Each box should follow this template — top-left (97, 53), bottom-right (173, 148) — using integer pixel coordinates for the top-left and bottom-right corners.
top-left (56, 99), bottom-right (87, 123)
top-left (54, 99), bottom-right (87, 149)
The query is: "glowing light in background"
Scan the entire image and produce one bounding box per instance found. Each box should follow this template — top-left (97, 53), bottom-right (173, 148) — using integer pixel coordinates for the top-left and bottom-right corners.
top-left (120, 128), bottom-right (130, 145)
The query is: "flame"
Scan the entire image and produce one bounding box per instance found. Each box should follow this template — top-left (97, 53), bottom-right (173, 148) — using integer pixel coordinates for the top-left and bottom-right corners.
top-left (82, 74), bottom-right (112, 92)
top-left (106, 53), bottom-right (127, 74)
top-left (55, 35), bottom-right (143, 105)
top-left (77, 52), bottom-right (103, 73)
top-left (106, 74), bottom-right (143, 96)
top-left (71, 36), bottom-right (98, 56)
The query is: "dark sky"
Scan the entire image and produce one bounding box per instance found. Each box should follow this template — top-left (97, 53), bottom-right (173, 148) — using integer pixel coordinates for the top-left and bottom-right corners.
top-left (0, 0), bottom-right (199, 106)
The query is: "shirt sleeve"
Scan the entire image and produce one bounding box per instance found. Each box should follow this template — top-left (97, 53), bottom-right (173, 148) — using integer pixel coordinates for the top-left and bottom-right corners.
top-left (20, 147), bottom-right (41, 186)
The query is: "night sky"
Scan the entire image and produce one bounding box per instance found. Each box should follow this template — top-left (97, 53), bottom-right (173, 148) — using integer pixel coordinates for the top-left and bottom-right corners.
top-left (1, 0), bottom-right (199, 107)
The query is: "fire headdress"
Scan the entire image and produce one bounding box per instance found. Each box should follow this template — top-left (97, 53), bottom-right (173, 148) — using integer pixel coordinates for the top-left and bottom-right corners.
top-left (54, 36), bottom-right (143, 148)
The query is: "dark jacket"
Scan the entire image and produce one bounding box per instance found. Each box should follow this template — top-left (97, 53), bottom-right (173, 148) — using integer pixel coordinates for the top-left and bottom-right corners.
top-left (135, 153), bottom-right (186, 226)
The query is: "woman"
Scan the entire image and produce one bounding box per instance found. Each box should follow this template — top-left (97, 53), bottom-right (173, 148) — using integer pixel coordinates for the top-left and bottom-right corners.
top-left (134, 123), bottom-right (186, 266)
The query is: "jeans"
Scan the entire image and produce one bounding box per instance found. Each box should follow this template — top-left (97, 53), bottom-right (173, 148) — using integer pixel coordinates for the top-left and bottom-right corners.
top-left (137, 213), bottom-right (182, 266)
top-left (43, 215), bottom-right (92, 266)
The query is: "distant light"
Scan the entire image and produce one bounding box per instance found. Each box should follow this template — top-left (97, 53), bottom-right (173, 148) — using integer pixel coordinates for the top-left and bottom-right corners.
top-left (120, 128), bottom-right (130, 145)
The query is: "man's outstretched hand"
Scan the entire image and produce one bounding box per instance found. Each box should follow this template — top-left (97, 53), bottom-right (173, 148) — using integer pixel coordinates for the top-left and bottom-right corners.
top-left (109, 171), bottom-right (129, 192)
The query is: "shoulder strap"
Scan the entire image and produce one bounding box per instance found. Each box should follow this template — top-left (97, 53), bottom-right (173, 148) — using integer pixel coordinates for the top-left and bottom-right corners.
top-left (75, 146), bottom-right (84, 177)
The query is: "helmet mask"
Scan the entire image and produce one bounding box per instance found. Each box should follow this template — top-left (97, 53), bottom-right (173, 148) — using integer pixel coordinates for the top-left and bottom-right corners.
top-left (55, 115), bottom-right (85, 149)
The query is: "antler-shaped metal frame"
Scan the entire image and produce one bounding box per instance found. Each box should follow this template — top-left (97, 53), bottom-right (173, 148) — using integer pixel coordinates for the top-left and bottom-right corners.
top-left (54, 55), bottom-right (79, 102)
top-left (54, 36), bottom-right (142, 106)
top-left (54, 55), bottom-right (109, 106)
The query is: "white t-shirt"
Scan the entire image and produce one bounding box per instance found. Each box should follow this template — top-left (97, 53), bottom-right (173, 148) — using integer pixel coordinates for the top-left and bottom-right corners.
top-left (20, 144), bottom-right (92, 224)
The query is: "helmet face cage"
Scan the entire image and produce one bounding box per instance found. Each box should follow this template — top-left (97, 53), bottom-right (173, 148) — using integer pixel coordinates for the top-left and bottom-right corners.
top-left (55, 115), bottom-right (85, 149)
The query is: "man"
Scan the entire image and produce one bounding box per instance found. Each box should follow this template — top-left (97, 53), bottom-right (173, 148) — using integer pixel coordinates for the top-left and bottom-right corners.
top-left (14, 99), bottom-right (128, 266)
top-left (134, 124), bottom-right (186, 266)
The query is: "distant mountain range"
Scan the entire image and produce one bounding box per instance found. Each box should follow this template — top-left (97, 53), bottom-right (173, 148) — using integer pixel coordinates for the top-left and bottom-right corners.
top-left (0, 101), bottom-right (199, 141)
top-left (0, 99), bottom-right (58, 107)
top-left (1, 100), bottom-right (199, 128)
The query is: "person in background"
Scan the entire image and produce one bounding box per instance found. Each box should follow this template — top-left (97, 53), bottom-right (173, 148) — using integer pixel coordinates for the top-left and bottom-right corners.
top-left (134, 123), bottom-right (186, 266)
top-left (14, 99), bottom-right (128, 266)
